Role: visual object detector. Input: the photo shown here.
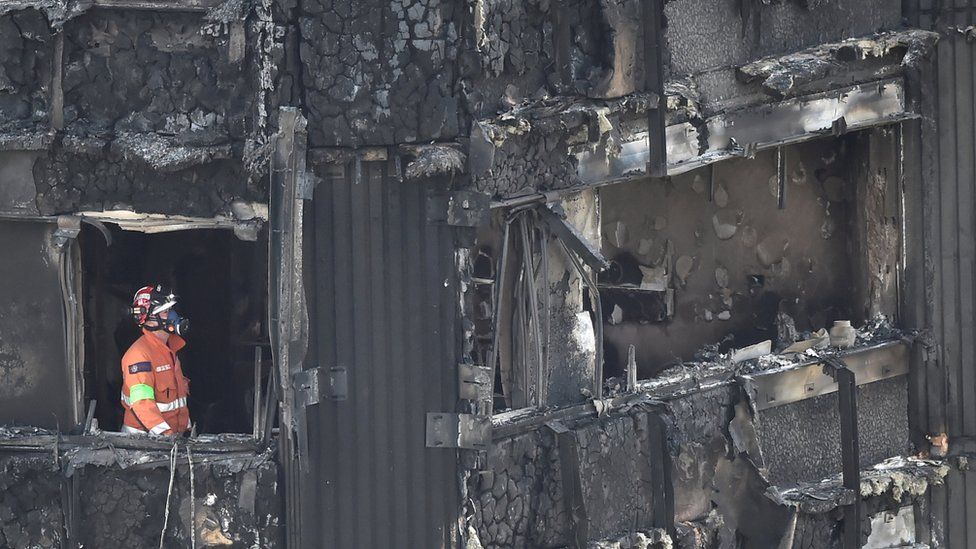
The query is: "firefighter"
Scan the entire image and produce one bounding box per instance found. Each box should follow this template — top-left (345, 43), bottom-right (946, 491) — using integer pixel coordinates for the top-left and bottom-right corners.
top-left (120, 284), bottom-right (192, 436)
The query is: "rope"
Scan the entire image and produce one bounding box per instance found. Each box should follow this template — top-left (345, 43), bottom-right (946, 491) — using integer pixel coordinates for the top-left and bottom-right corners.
top-left (159, 440), bottom-right (179, 549)
top-left (188, 445), bottom-right (196, 549)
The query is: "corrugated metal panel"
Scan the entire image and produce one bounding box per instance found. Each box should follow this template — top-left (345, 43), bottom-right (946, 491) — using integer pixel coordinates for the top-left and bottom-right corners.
top-left (904, 0), bottom-right (976, 545)
top-left (297, 158), bottom-right (461, 548)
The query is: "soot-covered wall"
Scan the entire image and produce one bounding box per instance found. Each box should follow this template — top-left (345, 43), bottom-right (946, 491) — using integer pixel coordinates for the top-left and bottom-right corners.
top-left (0, 11), bottom-right (51, 134)
top-left (299, 0), bottom-right (461, 147)
top-left (61, 10), bottom-right (255, 138)
top-left (0, 447), bottom-right (281, 548)
top-left (600, 137), bottom-right (873, 375)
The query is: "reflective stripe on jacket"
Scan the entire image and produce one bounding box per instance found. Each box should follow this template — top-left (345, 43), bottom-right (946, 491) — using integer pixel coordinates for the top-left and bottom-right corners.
top-left (120, 329), bottom-right (190, 435)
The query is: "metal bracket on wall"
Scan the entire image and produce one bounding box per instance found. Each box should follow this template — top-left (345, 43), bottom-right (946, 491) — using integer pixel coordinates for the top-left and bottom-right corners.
top-left (427, 191), bottom-right (491, 227)
top-left (327, 366), bottom-right (348, 400)
top-left (52, 215), bottom-right (81, 250)
top-left (293, 367), bottom-right (321, 407)
top-left (822, 357), bottom-right (861, 549)
top-left (458, 363), bottom-right (492, 402)
top-left (426, 413), bottom-right (490, 450)
top-left (297, 170), bottom-right (321, 201)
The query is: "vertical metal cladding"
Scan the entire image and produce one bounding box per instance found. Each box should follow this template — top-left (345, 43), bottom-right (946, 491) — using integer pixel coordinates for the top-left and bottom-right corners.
top-left (904, 0), bottom-right (976, 545)
top-left (299, 158), bottom-right (461, 548)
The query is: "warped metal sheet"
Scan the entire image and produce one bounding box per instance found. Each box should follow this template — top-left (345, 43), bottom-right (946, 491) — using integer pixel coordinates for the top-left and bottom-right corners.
top-left (576, 78), bottom-right (912, 184)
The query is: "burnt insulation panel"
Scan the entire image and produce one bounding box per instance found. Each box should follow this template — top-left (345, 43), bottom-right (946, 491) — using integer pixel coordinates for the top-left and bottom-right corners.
top-left (755, 375), bottom-right (911, 487)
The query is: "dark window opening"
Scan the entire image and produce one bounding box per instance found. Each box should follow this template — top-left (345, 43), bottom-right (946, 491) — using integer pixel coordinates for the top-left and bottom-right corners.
top-left (79, 224), bottom-right (269, 435)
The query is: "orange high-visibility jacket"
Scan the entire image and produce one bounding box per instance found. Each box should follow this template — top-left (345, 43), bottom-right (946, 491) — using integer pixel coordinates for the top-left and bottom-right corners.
top-left (120, 329), bottom-right (190, 435)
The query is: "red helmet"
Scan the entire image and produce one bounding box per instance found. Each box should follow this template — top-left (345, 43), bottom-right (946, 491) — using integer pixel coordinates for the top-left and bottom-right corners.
top-left (131, 284), bottom-right (187, 335)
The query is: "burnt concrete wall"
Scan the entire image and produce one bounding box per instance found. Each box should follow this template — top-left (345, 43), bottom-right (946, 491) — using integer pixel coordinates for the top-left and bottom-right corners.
top-left (664, 0), bottom-right (903, 113)
top-left (472, 410), bottom-right (656, 548)
top-left (475, 376), bottom-right (923, 548)
top-left (0, 449), bottom-right (282, 549)
top-left (0, 7), bottom-right (271, 219)
top-left (32, 149), bottom-right (259, 216)
top-left (0, 455), bottom-right (64, 549)
top-left (0, 11), bottom-right (52, 133)
top-left (299, 0), bottom-right (461, 147)
top-left (76, 459), bottom-right (281, 547)
top-left (756, 376), bottom-right (912, 486)
top-left (62, 11), bottom-right (255, 138)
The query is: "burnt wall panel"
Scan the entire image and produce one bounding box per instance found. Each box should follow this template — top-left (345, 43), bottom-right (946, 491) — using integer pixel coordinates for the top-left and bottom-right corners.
top-left (299, 0), bottom-right (460, 147)
top-left (0, 454), bottom-right (64, 549)
top-left (754, 376), bottom-right (911, 486)
top-left (663, 0), bottom-right (902, 113)
top-left (471, 411), bottom-right (657, 548)
top-left (472, 428), bottom-right (569, 548)
top-left (0, 221), bottom-right (75, 430)
top-left (301, 160), bottom-right (461, 548)
top-left (61, 10), bottom-right (254, 139)
top-left (75, 459), bottom-right (281, 547)
top-left (668, 384), bottom-right (735, 523)
top-left (31, 151), bottom-right (260, 217)
top-left (0, 11), bottom-right (52, 133)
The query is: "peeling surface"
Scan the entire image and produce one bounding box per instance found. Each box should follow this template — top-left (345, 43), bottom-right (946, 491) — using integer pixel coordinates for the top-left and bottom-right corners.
top-left (739, 29), bottom-right (939, 97)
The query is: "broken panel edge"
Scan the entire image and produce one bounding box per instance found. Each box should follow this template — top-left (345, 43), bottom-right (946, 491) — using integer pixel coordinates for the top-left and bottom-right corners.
top-left (742, 341), bottom-right (910, 411)
top-left (576, 78), bottom-right (912, 185)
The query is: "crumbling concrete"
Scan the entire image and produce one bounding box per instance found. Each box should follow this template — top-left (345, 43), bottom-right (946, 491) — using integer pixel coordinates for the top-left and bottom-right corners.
top-left (62, 10), bottom-right (255, 138)
top-left (0, 454), bottom-right (64, 549)
top-left (0, 12), bottom-right (52, 133)
top-left (0, 431), bottom-right (283, 549)
top-left (299, 0), bottom-right (460, 147)
top-left (738, 29), bottom-right (939, 98)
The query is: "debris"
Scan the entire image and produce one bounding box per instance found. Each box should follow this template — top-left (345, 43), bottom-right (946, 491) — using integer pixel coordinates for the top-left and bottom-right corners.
top-left (775, 312), bottom-right (797, 348)
top-left (732, 340), bottom-right (772, 363)
top-left (782, 329), bottom-right (829, 353)
top-left (927, 433), bottom-right (949, 458)
top-left (403, 145), bottom-right (466, 180)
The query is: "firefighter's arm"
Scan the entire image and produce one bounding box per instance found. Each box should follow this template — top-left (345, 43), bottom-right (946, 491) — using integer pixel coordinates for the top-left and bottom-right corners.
top-left (122, 359), bottom-right (172, 435)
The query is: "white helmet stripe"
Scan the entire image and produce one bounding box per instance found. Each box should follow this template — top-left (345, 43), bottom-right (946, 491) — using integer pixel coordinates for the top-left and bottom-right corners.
top-left (151, 300), bottom-right (177, 315)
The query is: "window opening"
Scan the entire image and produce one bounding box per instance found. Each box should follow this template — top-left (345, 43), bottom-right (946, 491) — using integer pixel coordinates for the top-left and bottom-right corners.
top-left (79, 223), bottom-right (270, 435)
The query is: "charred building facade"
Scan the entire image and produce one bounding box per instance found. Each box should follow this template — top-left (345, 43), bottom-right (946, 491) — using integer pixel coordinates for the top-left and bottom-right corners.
top-left (0, 0), bottom-right (972, 548)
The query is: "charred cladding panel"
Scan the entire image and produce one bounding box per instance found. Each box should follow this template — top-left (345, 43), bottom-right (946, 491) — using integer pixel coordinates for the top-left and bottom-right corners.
top-left (61, 10), bottom-right (255, 138)
top-left (300, 159), bottom-right (461, 548)
top-left (0, 11), bottom-right (52, 133)
top-left (0, 221), bottom-right (76, 429)
top-left (299, 0), bottom-right (460, 147)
